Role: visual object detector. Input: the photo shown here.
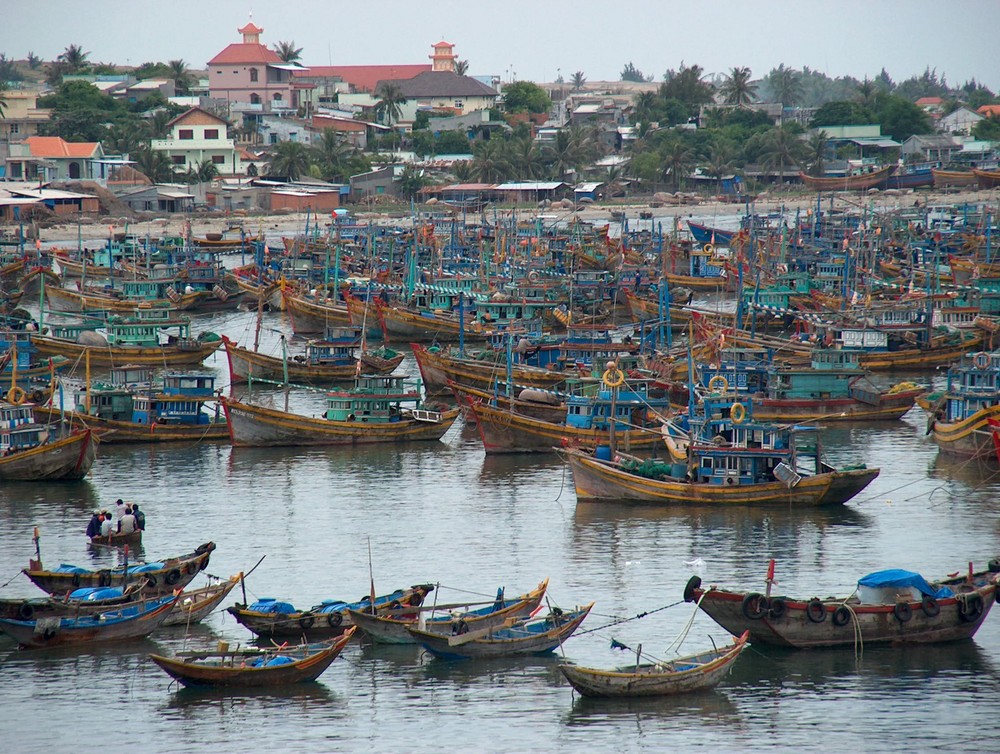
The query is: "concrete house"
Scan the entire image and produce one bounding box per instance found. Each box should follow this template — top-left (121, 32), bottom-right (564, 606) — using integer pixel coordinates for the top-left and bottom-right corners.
top-left (938, 107), bottom-right (985, 136)
top-left (5, 136), bottom-right (106, 182)
top-left (150, 107), bottom-right (243, 176)
top-left (901, 134), bottom-right (960, 163)
top-left (208, 21), bottom-right (304, 115)
top-left (0, 90), bottom-right (52, 166)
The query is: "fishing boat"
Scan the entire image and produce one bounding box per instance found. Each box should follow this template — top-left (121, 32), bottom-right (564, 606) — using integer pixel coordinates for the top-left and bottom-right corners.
top-left (799, 165), bottom-right (896, 191)
top-left (0, 330), bottom-right (71, 394)
top-left (924, 350), bottom-right (1000, 459)
top-left (32, 309), bottom-right (222, 368)
top-left (222, 330), bottom-right (404, 386)
top-left (558, 631), bottom-right (749, 698)
top-left (0, 584), bottom-right (147, 623)
top-left (973, 168), bottom-right (1000, 189)
top-left (149, 628), bottom-right (356, 688)
top-left (23, 542), bottom-right (216, 596)
top-left (282, 288), bottom-right (353, 334)
top-left (683, 559), bottom-right (999, 648)
top-left (222, 374), bottom-right (459, 447)
top-left (412, 342), bottom-right (568, 395)
top-left (932, 168), bottom-right (978, 188)
top-left (406, 603), bottom-right (594, 660)
top-left (346, 579), bottom-right (549, 645)
top-left (89, 529), bottom-right (142, 548)
top-left (0, 400), bottom-right (99, 481)
top-left (34, 368), bottom-right (229, 443)
top-left (227, 584), bottom-right (435, 640)
top-left (0, 592), bottom-right (179, 648)
top-left (160, 575), bottom-right (242, 628)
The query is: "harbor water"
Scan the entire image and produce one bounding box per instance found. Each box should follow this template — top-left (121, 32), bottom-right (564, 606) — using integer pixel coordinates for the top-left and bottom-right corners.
top-left (1, 306), bottom-right (999, 753)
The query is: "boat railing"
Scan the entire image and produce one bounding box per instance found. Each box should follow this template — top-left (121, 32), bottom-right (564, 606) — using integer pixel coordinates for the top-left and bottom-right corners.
top-left (408, 409), bottom-right (443, 424)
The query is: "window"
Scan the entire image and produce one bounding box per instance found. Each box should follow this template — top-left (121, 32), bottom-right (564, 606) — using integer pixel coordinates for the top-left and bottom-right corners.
top-left (273, 92), bottom-right (282, 101)
top-left (172, 155), bottom-right (185, 165)
top-left (454, 100), bottom-right (463, 109)
top-left (249, 68), bottom-right (258, 82)
top-left (250, 93), bottom-right (261, 105)
top-left (178, 129), bottom-right (194, 140)
top-left (204, 129), bottom-right (219, 140)
top-left (269, 133), bottom-right (278, 144)
top-left (212, 155), bottom-right (225, 164)
top-left (9, 123), bottom-right (19, 134)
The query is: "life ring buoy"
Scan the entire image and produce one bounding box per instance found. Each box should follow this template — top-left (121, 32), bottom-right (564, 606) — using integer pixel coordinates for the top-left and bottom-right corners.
top-left (703, 243), bottom-right (715, 254)
top-left (298, 614), bottom-right (315, 630)
top-left (741, 593), bottom-right (768, 620)
top-left (326, 611), bottom-right (343, 628)
top-left (683, 575), bottom-right (702, 603)
top-left (768, 597), bottom-right (787, 620)
top-left (731, 402), bottom-right (746, 424)
top-left (974, 352), bottom-right (990, 369)
top-left (832, 605), bottom-right (852, 626)
top-left (894, 602), bottom-right (913, 623)
top-left (806, 599), bottom-right (826, 623)
top-left (165, 569), bottom-right (181, 586)
top-left (921, 596), bottom-right (940, 617)
top-left (528, 271), bottom-right (539, 282)
top-left (708, 375), bottom-right (729, 393)
top-left (6, 386), bottom-right (26, 405)
top-left (602, 368), bottom-right (625, 389)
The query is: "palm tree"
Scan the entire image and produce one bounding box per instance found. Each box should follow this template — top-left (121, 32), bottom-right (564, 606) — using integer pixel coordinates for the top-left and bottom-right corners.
top-left (167, 60), bottom-right (192, 95)
top-left (195, 159), bottom-right (220, 183)
top-left (706, 145), bottom-right (735, 194)
top-left (802, 130), bottom-right (829, 177)
top-left (267, 140), bottom-right (313, 180)
top-left (771, 64), bottom-right (802, 107)
top-left (856, 77), bottom-right (878, 108)
top-left (633, 91), bottom-right (657, 124)
top-left (660, 140), bottom-right (696, 190)
top-left (314, 128), bottom-right (354, 181)
top-left (275, 41), bottom-right (303, 64)
top-left (571, 71), bottom-right (586, 91)
top-left (26, 52), bottom-right (42, 70)
top-left (58, 44), bottom-right (89, 73)
top-left (144, 110), bottom-right (173, 140)
top-left (507, 137), bottom-right (544, 180)
top-left (0, 81), bottom-right (8, 120)
top-left (103, 123), bottom-right (143, 156)
top-left (720, 67), bottom-right (757, 106)
top-left (604, 165), bottom-right (626, 198)
top-left (452, 160), bottom-right (475, 182)
top-left (759, 127), bottom-right (806, 185)
top-left (545, 129), bottom-right (582, 181)
top-left (471, 140), bottom-right (511, 183)
top-left (374, 82), bottom-right (407, 127)
top-left (454, 60), bottom-right (469, 76)
top-left (133, 146), bottom-right (173, 183)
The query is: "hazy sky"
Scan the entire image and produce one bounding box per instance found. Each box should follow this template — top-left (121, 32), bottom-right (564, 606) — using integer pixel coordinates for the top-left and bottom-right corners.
top-left (4, 0), bottom-right (999, 90)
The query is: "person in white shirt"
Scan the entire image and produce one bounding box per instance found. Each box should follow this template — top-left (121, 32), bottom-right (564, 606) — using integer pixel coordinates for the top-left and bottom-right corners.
top-left (119, 506), bottom-right (137, 534)
top-left (99, 513), bottom-right (114, 537)
top-left (113, 499), bottom-right (126, 524)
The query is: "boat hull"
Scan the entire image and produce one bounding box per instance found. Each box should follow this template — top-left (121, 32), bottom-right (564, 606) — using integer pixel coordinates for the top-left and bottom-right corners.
top-left (750, 390), bottom-right (921, 423)
top-left (799, 165), bottom-right (896, 191)
top-left (160, 578), bottom-right (240, 627)
top-left (412, 343), bottom-right (567, 395)
top-left (282, 290), bottom-right (352, 334)
top-left (34, 407), bottom-right (229, 443)
top-left (931, 404), bottom-right (1000, 459)
top-left (0, 429), bottom-right (99, 481)
top-left (223, 336), bottom-right (403, 386)
top-left (31, 336), bottom-right (222, 368)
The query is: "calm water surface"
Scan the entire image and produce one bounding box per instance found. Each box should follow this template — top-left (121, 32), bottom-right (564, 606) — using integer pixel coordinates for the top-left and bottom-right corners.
top-left (1, 307), bottom-right (999, 753)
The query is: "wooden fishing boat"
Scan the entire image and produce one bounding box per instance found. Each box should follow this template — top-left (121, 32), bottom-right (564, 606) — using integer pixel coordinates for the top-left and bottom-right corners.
top-left (799, 165), bottom-right (896, 191)
top-left (0, 584), bottom-right (147, 622)
top-left (989, 417), bottom-right (1000, 464)
top-left (412, 342), bottom-right (568, 395)
top-left (973, 168), bottom-right (1000, 189)
top-left (222, 374), bottom-right (459, 447)
top-left (0, 399), bottom-right (99, 481)
top-left (924, 351), bottom-right (1000, 459)
top-left (149, 628), bottom-right (356, 687)
top-left (559, 631), bottom-right (749, 698)
top-left (346, 579), bottom-right (549, 645)
top-left (451, 382), bottom-right (573, 425)
top-left (932, 168), bottom-right (979, 188)
top-left (222, 333), bottom-right (404, 386)
top-left (0, 593), bottom-right (179, 648)
top-left (282, 288), bottom-right (352, 334)
top-left (23, 542), bottom-right (216, 596)
top-left (683, 560), bottom-right (1000, 648)
top-left (89, 529), bottom-right (141, 548)
top-left (227, 584), bottom-right (435, 640)
top-left (406, 603), bottom-right (594, 660)
top-left (160, 575), bottom-right (241, 627)
top-left (378, 304), bottom-right (483, 342)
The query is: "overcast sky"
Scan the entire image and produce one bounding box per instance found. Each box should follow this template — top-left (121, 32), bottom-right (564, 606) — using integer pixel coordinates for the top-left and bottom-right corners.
top-left (4, 0), bottom-right (999, 91)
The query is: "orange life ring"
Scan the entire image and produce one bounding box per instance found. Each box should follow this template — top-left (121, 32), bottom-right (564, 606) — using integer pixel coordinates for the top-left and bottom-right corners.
top-left (6, 386), bottom-right (27, 405)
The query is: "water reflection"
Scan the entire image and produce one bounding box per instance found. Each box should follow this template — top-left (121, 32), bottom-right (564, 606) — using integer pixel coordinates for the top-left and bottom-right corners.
top-left (563, 687), bottom-right (743, 729)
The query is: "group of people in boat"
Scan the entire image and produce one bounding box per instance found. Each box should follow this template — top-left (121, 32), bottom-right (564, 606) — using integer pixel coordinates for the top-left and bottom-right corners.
top-left (85, 498), bottom-right (146, 538)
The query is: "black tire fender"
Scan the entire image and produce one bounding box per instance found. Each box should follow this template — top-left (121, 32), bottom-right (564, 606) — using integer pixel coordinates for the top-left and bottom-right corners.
top-left (768, 597), bottom-right (787, 620)
top-left (17, 603), bottom-right (35, 621)
top-left (165, 569), bottom-right (181, 586)
top-left (921, 596), bottom-right (940, 617)
top-left (894, 602), bottom-right (913, 623)
top-left (299, 614), bottom-right (315, 630)
top-left (683, 575), bottom-right (702, 603)
top-left (806, 599), bottom-right (826, 623)
top-left (741, 593), bottom-right (768, 620)
top-left (326, 611), bottom-right (343, 628)
top-left (98, 570), bottom-right (112, 588)
top-left (832, 606), bottom-right (852, 626)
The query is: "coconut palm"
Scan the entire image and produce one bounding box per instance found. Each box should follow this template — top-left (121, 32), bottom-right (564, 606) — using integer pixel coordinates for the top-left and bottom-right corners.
top-left (58, 44), bottom-right (89, 72)
top-left (571, 71), bottom-right (586, 91)
top-left (275, 41), bottom-right (303, 63)
top-left (507, 137), bottom-right (544, 180)
top-left (144, 110), bottom-right (173, 140)
top-left (455, 60), bottom-right (469, 76)
top-left (720, 67), bottom-right (758, 106)
top-left (103, 123), bottom-right (143, 156)
top-left (267, 140), bottom-right (313, 180)
top-left (545, 129), bottom-right (583, 181)
top-left (451, 160), bottom-right (475, 182)
top-left (660, 140), bottom-right (696, 190)
top-left (195, 158), bottom-right (220, 183)
top-left (802, 130), bottom-right (830, 177)
top-left (856, 77), bottom-right (878, 108)
top-left (471, 139), bottom-right (511, 183)
top-left (706, 145), bottom-right (736, 193)
top-left (167, 60), bottom-right (192, 95)
top-left (133, 146), bottom-right (174, 183)
top-left (633, 91), bottom-right (657, 124)
top-left (374, 82), bottom-right (407, 127)
top-left (0, 83), bottom-right (8, 120)
top-left (759, 126), bottom-right (806, 185)
top-left (770, 64), bottom-right (802, 107)
top-left (314, 128), bottom-right (354, 182)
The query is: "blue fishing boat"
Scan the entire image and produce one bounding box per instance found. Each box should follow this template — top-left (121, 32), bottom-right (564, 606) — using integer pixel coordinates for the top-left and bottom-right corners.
top-left (924, 350), bottom-right (1000, 459)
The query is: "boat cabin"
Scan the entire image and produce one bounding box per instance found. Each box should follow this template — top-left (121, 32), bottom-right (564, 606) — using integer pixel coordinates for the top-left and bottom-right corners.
top-left (0, 404), bottom-right (46, 452)
top-left (324, 375), bottom-right (421, 423)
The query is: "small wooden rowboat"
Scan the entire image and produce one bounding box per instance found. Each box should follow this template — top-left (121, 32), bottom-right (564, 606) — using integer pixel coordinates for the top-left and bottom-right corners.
top-left (346, 579), bottom-right (549, 645)
top-left (23, 542), bottom-right (216, 597)
top-left (161, 575), bottom-right (241, 627)
top-left (406, 603), bottom-right (594, 660)
top-left (89, 529), bottom-right (142, 549)
top-left (0, 593), bottom-right (179, 648)
top-left (149, 628), bottom-right (356, 687)
top-left (559, 631), bottom-right (749, 698)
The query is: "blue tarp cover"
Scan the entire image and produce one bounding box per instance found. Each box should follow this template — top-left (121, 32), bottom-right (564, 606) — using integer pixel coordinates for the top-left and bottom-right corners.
top-left (129, 563), bottom-right (165, 574)
top-left (249, 599), bottom-right (296, 614)
top-left (70, 587), bottom-right (124, 601)
top-left (55, 565), bottom-right (89, 574)
top-left (858, 569), bottom-right (954, 599)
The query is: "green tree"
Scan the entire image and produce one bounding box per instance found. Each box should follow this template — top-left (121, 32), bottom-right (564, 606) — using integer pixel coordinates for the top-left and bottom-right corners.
top-left (720, 66), bottom-right (757, 106)
top-left (0, 81), bottom-right (8, 120)
top-left (454, 60), bottom-right (469, 76)
top-left (705, 144), bottom-right (735, 193)
top-left (759, 126), bottom-right (806, 183)
top-left (810, 100), bottom-right (871, 127)
top-left (314, 128), bottom-right (354, 181)
top-left (396, 164), bottom-right (426, 198)
top-left (620, 62), bottom-right (647, 83)
top-left (58, 44), bottom-right (90, 73)
top-left (471, 139), bottom-right (512, 182)
top-left (659, 64), bottom-right (715, 118)
top-left (660, 139), bottom-right (696, 190)
top-left (973, 116), bottom-right (1000, 141)
top-left (275, 41), bottom-right (303, 64)
top-left (763, 64), bottom-right (802, 107)
top-left (875, 94), bottom-right (932, 141)
top-left (145, 109), bottom-right (174, 139)
top-left (856, 77), bottom-right (878, 108)
top-left (436, 130), bottom-right (472, 154)
top-left (266, 140), bottom-right (313, 180)
top-left (802, 130), bottom-right (830, 176)
top-left (571, 71), bottom-right (586, 91)
top-left (26, 52), bottom-right (42, 70)
top-left (167, 60), bottom-right (192, 95)
top-left (502, 80), bottom-right (551, 114)
top-left (374, 82), bottom-right (407, 126)
top-left (133, 146), bottom-right (174, 183)
top-left (507, 136), bottom-right (544, 180)
top-left (0, 55), bottom-right (22, 83)
top-left (451, 160), bottom-right (475, 182)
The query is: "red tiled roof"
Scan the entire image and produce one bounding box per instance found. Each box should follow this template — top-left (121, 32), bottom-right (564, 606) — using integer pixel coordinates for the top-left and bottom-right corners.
top-left (24, 136), bottom-right (99, 159)
top-left (311, 115), bottom-right (366, 132)
top-left (294, 65), bottom-right (431, 93)
top-left (978, 105), bottom-right (1000, 117)
top-left (208, 43), bottom-right (282, 66)
top-left (916, 97), bottom-right (943, 105)
top-left (239, 22), bottom-right (264, 34)
top-left (165, 107), bottom-right (230, 129)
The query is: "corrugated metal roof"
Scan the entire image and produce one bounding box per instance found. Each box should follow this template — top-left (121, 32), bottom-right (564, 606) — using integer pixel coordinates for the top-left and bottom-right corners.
top-left (494, 182), bottom-right (566, 191)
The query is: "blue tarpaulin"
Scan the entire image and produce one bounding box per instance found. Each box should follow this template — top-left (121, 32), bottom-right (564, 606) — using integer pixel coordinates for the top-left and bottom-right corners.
top-left (858, 569), bottom-right (954, 599)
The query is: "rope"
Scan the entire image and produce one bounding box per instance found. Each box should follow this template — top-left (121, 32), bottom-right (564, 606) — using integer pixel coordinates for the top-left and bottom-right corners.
top-left (0, 570), bottom-right (25, 590)
top-left (663, 591), bottom-right (706, 655)
top-left (574, 599), bottom-right (683, 636)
